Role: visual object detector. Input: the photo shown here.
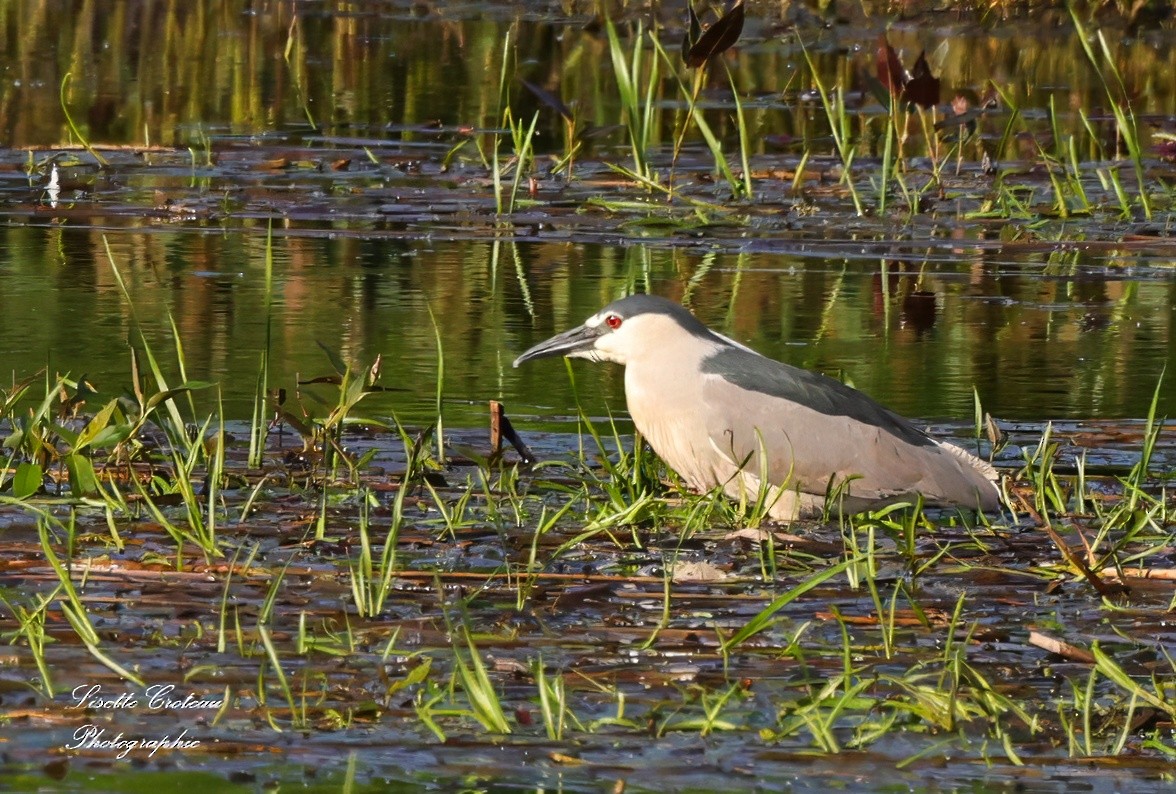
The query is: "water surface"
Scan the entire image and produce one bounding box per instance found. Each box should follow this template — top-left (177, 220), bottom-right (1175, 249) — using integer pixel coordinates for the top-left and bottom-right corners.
top-left (0, 1), bottom-right (1173, 428)
top-left (1, 225), bottom-right (1172, 427)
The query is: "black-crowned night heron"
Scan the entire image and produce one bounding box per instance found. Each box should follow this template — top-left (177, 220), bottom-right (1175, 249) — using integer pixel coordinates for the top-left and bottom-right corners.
top-left (513, 294), bottom-right (1001, 520)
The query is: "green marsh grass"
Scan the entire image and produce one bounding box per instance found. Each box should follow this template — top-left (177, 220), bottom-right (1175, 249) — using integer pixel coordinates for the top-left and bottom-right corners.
top-left (438, 601), bottom-right (513, 735)
top-left (717, 557), bottom-right (859, 666)
top-left (349, 416), bottom-right (439, 617)
top-left (490, 32), bottom-right (542, 220)
top-left (4, 377), bottom-right (68, 495)
top-left (552, 358), bottom-right (665, 535)
top-left (533, 656), bottom-right (575, 740)
top-left (424, 475), bottom-right (477, 540)
top-left (349, 480), bottom-right (404, 618)
top-left (248, 224), bottom-right (276, 469)
top-left (0, 587), bottom-right (57, 696)
top-left (107, 245), bottom-right (211, 460)
top-left (1069, 7), bottom-right (1152, 220)
top-left (487, 27), bottom-right (514, 214)
top-left (59, 72), bottom-right (110, 168)
top-left (4, 388), bottom-right (1175, 768)
top-left (3, 263), bottom-right (1176, 775)
top-left (425, 302), bottom-right (447, 464)
top-left (649, 31), bottom-right (748, 200)
top-left (514, 495), bottom-right (579, 610)
top-left (657, 682), bottom-right (742, 737)
top-left (218, 543), bottom-right (259, 654)
top-left (257, 623), bottom-right (308, 730)
top-left (37, 512), bottom-right (145, 685)
top-left (281, 12), bottom-right (317, 131)
top-left (798, 38), bottom-right (863, 216)
top-left (276, 350), bottom-right (397, 503)
top-left (606, 17), bottom-right (659, 185)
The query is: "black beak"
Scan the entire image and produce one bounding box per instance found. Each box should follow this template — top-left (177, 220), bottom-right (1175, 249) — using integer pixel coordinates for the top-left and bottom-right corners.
top-left (512, 323), bottom-right (602, 367)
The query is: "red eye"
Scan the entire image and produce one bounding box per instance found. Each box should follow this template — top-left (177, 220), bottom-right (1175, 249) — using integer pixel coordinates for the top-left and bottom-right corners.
top-left (605, 314), bottom-right (622, 330)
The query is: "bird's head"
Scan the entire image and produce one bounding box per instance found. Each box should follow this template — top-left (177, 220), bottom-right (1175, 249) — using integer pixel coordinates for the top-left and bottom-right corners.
top-left (513, 294), bottom-right (715, 368)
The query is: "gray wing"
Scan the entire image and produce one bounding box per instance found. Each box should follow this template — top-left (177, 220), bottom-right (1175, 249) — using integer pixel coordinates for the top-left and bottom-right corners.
top-left (699, 350), bottom-right (996, 505)
top-left (699, 348), bottom-right (934, 450)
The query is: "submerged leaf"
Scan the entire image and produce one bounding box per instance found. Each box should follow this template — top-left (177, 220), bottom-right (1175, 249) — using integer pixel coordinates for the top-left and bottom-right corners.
top-left (684, 0), bottom-right (744, 68)
top-left (671, 560), bottom-right (727, 582)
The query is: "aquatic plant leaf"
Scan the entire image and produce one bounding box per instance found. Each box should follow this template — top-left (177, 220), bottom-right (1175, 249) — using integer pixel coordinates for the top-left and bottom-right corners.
top-left (521, 79), bottom-right (574, 123)
top-left (876, 37), bottom-right (940, 110)
top-left (12, 462), bottom-right (42, 499)
top-left (903, 51), bottom-right (940, 109)
top-left (876, 36), bottom-right (905, 97)
top-left (73, 398), bottom-right (118, 450)
top-left (86, 424), bottom-right (134, 450)
top-left (144, 383), bottom-right (214, 412)
top-left (271, 399), bottom-right (315, 441)
top-left (684, 0), bottom-right (744, 68)
top-left (65, 451), bottom-right (99, 497)
top-left (387, 657), bottom-right (432, 696)
top-left (57, 375), bottom-right (99, 419)
top-left (681, 2), bottom-right (701, 60)
top-left (367, 353), bottom-right (382, 386)
top-left (344, 367), bottom-right (368, 406)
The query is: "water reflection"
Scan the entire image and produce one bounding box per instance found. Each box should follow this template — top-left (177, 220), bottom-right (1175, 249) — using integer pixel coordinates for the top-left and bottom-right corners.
top-left (2, 1), bottom-right (1173, 161)
top-left (0, 0), bottom-right (1173, 429)
top-left (1, 227), bottom-right (1170, 427)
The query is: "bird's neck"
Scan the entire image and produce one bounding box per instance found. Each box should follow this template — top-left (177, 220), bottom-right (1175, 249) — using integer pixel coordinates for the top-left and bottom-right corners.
top-left (622, 337), bottom-right (722, 425)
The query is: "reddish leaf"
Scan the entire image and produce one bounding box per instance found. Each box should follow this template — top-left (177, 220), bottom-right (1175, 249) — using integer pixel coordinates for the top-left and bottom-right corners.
top-left (875, 36), bottom-right (904, 97)
top-left (684, 0), bottom-right (745, 68)
top-left (902, 51), bottom-right (940, 109)
top-left (876, 37), bottom-right (941, 110)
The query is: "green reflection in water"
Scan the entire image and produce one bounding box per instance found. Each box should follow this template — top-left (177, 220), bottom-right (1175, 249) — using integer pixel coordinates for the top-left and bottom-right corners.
top-left (1, 225), bottom-right (1170, 426)
top-left (0, 1), bottom-right (1172, 427)
top-left (4, 1), bottom-right (1173, 161)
